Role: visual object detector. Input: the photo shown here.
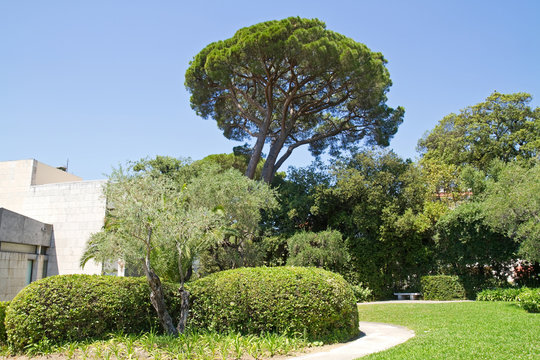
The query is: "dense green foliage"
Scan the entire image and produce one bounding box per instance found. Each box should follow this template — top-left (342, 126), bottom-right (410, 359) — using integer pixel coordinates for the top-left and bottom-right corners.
top-left (310, 150), bottom-right (436, 297)
top-left (481, 162), bottom-right (540, 262)
top-left (352, 284), bottom-right (373, 302)
top-left (186, 17), bottom-right (403, 182)
top-left (125, 156), bottom-right (278, 278)
top-left (265, 145), bottom-right (537, 300)
top-left (421, 275), bottom-right (466, 300)
top-left (516, 288), bottom-right (540, 313)
top-left (4, 275), bottom-right (181, 349)
top-left (416, 92), bottom-right (539, 269)
top-left (435, 202), bottom-right (517, 277)
top-left (358, 302), bottom-right (539, 359)
top-left (418, 92), bottom-right (539, 173)
top-left (476, 287), bottom-right (527, 302)
top-left (0, 301), bottom-right (8, 344)
top-left (195, 146), bottom-right (264, 180)
top-left (188, 165), bottom-right (277, 274)
top-left (188, 267), bottom-right (359, 341)
top-left (265, 162), bottom-right (330, 237)
top-left (286, 230), bottom-right (348, 273)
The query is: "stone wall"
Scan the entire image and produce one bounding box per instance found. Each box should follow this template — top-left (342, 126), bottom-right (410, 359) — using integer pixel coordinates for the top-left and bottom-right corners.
top-left (0, 252), bottom-right (48, 301)
top-left (0, 160), bottom-right (34, 213)
top-left (22, 180), bottom-right (107, 275)
top-left (0, 160), bottom-right (106, 279)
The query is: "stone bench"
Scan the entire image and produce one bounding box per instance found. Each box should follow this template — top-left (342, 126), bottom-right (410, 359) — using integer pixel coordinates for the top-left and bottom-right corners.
top-left (394, 292), bottom-right (422, 300)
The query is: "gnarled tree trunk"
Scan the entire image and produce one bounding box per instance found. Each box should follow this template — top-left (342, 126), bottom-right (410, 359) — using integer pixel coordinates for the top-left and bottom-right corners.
top-left (143, 229), bottom-right (178, 336)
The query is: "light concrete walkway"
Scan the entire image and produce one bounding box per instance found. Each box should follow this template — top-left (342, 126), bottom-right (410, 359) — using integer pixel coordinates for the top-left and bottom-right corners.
top-left (286, 322), bottom-right (415, 360)
top-left (358, 300), bottom-right (473, 305)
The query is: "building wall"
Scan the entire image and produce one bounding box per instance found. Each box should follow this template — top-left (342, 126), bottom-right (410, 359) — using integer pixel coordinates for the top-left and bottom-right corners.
top-left (22, 180), bottom-right (106, 275)
top-left (0, 252), bottom-right (30, 301)
top-left (0, 160), bottom-right (106, 279)
top-left (0, 208), bottom-right (52, 301)
top-left (0, 252), bottom-right (49, 301)
top-left (0, 207), bottom-right (53, 246)
top-left (0, 160), bottom-right (34, 212)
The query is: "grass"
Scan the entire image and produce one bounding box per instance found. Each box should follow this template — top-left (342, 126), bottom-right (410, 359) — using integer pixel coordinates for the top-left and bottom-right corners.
top-left (0, 330), bottom-right (319, 359)
top-left (357, 301), bottom-right (539, 360)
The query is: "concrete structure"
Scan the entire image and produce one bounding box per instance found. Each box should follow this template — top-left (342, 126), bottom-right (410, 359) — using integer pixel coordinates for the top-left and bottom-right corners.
top-left (0, 208), bottom-right (53, 301)
top-left (0, 159), bottom-right (107, 300)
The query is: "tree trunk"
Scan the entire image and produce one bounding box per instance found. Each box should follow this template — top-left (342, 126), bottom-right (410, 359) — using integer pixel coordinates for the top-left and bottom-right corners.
top-left (261, 159), bottom-right (275, 183)
top-left (261, 136), bottom-right (287, 183)
top-left (144, 263), bottom-right (178, 336)
top-left (143, 228), bottom-right (178, 336)
top-left (176, 286), bottom-right (190, 334)
top-left (245, 132), bottom-right (267, 179)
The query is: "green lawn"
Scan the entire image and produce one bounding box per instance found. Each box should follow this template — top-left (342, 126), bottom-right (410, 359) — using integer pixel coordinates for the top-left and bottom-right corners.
top-left (357, 302), bottom-right (539, 360)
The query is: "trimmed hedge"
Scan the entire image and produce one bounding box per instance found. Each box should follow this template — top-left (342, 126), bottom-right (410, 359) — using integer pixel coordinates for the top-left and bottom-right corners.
top-left (0, 301), bottom-right (8, 344)
top-left (188, 266), bottom-right (359, 342)
top-left (5, 275), bottom-right (181, 349)
top-left (421, 275), bottom-right (466, 300)
top-left (476, 287), bottom-right (524, 302)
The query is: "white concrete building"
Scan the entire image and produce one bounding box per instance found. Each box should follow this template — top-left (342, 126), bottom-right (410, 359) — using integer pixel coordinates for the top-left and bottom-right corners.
top-left (0, 159), bottom-right (107, 300)
top-left (0, 208), bottom-right (52, 301)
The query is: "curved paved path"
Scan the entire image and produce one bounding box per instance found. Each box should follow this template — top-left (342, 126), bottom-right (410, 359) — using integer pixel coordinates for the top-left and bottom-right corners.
top-left (358, 300), bottom-right (473, 305)
top-left (287, 321), bottom-right (415, 360)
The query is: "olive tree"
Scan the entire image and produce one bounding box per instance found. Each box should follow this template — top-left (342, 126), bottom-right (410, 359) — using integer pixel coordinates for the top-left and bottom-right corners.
top-left (185, 17), bottom-right (403, 182)
top-left (82, 163), bottom-right (276, 335)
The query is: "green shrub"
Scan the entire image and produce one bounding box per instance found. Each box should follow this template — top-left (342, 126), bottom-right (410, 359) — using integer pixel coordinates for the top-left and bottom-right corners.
top-left (477, 287), bottom-right (540, 313)
top-left (421, 275), bottom-right (466, 300)
top-left (188, 266), bottom-right (359, 342)
top-left (5, 275), bottom-right (181, 349)
top-left (516, 288), bottom-right (540, 313)
top-left (352, 284), bottom-right (373, 303)
top-left (0, 301), bottom-right (8, 344)
top-left (476, 287), bottom-right (524, 302)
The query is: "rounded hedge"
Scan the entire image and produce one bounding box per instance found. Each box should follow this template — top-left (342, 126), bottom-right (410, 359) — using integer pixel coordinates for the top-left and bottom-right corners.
top-left (421, 275), bottom-right (466, 300)
top-left (188, 266), bottom-right (359, 342)
top-left (5, 275), bottom-right (180, 349)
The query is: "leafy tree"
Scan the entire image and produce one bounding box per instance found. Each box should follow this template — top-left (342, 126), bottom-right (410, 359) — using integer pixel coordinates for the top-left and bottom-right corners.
top-left (435, 201), bottom-right (517, 277)
top-left (286, 230), bottom-right (348, 273)
top-left (311, 149), bottom-right (436, 297)
top-left (84, 166), bottom-right (223, 336)
top-left (263, 162), bottom-right (331, 235)
top-left (189, 166), bottom-right (278, 274)
top-left (185, 17), bottom-right (404, 182)
top-left (125, 155), bottom-right (277, 275)
top-left (481, 161), bottom-right (540, 262)
top-left (418, 92), bottom-right (539, 173)
top-left (82, 162), bottom-right (275, 336)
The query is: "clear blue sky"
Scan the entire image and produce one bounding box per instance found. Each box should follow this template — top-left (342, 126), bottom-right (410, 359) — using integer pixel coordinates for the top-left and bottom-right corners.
top-left (1, 0), bottom-right (539, 180)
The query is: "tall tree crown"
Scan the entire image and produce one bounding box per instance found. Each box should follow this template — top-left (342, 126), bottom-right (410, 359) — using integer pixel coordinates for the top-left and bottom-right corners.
top-left (185, 17), bottom-right (403, 182)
